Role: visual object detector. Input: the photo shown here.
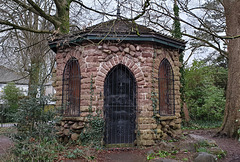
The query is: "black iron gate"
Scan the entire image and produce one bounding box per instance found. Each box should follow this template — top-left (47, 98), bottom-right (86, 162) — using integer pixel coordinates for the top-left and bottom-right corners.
top-left (104, 64), bottom-right (136, 145)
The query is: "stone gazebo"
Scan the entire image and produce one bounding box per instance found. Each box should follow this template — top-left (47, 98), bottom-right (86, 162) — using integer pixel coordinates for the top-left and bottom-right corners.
top-left (49, 19), bottom-right (186, 146)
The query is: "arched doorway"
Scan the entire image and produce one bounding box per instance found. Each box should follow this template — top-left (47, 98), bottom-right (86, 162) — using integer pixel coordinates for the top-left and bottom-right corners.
top-left (104, 64), bottom-right (136, 145)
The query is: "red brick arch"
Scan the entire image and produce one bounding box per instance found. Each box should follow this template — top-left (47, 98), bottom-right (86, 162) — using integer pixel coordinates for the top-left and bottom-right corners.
top-left (155, 54), bottom-right (175, 76)
top-left (96, 55), bottom-right (145, 90)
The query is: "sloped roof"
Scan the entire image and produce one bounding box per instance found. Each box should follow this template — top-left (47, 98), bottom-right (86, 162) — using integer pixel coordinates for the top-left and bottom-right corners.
top-left (0, 66), bottom-right (28, 85)
top-left (49, 19), bottom-right (186, 52)
top-left (82, 19), bottom-right (155, 35)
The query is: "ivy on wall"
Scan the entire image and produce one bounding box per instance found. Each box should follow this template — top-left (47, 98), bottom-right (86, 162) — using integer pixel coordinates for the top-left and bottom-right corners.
top-left (151, 50), bottom-right (160, 123)
top-left (80, 74), bottom-right (104, 147)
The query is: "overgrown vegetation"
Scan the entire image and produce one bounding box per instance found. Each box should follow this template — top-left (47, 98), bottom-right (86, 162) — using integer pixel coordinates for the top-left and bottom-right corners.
top-left (182, 120), bottom-right (222, 130)
top-left (80, 74), bottom-right (104, 147)
top-left (1, 85), bottom-right (105, 161)
top-left (195, 140), bottom-right (226, 160)
top-left (147, 150), bottom-right (179, 161)
top-left (1, 74), bottom-right (105, 161)
top-left (5, 94), bottom-right (65, 161)
top-left (183, 60), bottom-right (227, 124)
top-left (14, 95), bottom-right (57, 138)
top-left (0, 83), bottom-right (23, 123)
top-left (80, 114), bottom-right (104, 147)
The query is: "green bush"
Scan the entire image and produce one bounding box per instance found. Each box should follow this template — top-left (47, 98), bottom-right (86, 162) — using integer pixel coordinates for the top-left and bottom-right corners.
top-left (1, 82), bottom-right (23, 122)
top-left (80, 113), bottom-right (104, 147)
top-left (184, 60), bottom-right (226, 121)
top-left (182, 120), bottom-right (222, 130)
top-left (11, 94), bottom-right (64, 161)
top-left (13, 137), bottom-right (64, 161)
top-left (14, 95), bottom-right (57, 138)
top-left (80, 74), bottom-right (104, 147)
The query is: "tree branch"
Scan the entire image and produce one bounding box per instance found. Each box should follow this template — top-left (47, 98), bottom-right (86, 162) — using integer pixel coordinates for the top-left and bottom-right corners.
top-left (73, 0), bottom-right (150, 21)
top-left (176, 0), bottom-right (221, 40)
top-left (11, 0), bottom-right (39, 15)
top-left (183, 46), bottom-right (198, 65)
top-left (72, 0), bottom-right (116, 17)
top-left (183, 32), bottom-right (228, 57)
top-left (221, 35), bottom-right (240, 39)
top-left (129, 0), bottom-right (150, 21)
top-left (26, 0), bottom-right (59, 26)
top-left (0, 20), bottom-right (52, 33)
top-left (0, 27), bottom-right (15, 33)
top-left (148, 19), bottom-right (228, 58)
top-left (151, 5), bottom-right (223, 41)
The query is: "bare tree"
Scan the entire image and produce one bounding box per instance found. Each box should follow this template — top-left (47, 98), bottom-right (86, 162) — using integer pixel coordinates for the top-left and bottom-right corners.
top-left (0, 0), bottom-right (151, 97)
top-left (0, 0), bottom-right (55, 97)
top-left (145, 0), bottom-right (227, 59)
top-left (0, 0), bottom-right (151, 34)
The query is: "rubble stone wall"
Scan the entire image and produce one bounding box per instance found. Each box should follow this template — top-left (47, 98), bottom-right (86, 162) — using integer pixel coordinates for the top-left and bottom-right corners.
top-left (54, 41), bottom-right (182, 146)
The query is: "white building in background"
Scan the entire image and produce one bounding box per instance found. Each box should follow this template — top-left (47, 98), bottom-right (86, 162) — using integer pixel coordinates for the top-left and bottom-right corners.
top-left (0, 66), bottom-right (28, 104)
top-left (0, 65), bottom-right (56, 104)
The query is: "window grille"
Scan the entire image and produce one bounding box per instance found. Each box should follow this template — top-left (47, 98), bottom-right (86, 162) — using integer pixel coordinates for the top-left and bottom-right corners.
top-left (62, 58), bottom-right (81, 116)
top-left (158, 59), bottom-right (175, 116)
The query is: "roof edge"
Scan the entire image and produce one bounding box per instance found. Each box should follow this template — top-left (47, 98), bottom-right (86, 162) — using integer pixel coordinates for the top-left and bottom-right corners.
top-left (49, 33), bottom-right (186, 53)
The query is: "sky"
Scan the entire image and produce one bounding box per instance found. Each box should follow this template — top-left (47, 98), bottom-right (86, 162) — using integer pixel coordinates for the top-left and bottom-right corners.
top-left (78, 0), bottom-right (220, 66)
top-left (0, 0), bottom-right (225, 68)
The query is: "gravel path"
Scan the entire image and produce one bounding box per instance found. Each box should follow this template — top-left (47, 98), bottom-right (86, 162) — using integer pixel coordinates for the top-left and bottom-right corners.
top-left (0, 135), bottom-right (13, 156)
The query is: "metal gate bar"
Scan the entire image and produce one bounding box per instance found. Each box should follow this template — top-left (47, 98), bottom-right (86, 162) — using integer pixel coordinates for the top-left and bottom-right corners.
top-left (104, 64), bottom-right (136, 144)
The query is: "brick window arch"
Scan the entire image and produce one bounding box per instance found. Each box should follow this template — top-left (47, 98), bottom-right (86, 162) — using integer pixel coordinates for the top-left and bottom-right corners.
top-left (62, 57), bottom-right (81, 116)
top-left (158, 58), bottom-right (175, 116)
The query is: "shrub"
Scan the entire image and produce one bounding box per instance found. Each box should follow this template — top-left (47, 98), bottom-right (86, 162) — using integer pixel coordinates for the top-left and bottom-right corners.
top-left (1, 82), bottom-right (23, 122)
top-left (80, 115), bottom-right (104, 147)
top-left (14, 95), bottom-right (57, 138)
top-left (184, 60), bottom-right (226, 121)
top-left (11, 94), bottom-right (64, 161)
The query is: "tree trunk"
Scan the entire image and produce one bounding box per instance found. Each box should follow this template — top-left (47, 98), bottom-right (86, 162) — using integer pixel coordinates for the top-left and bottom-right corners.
top-left (183, 102), bottom-right (190, 123)
top-left (28, 58), bottom-right (40, 98)
top-left (218, 0), bottom-right (240, 139)
top-left (54, 0), bottom-right (71, 34)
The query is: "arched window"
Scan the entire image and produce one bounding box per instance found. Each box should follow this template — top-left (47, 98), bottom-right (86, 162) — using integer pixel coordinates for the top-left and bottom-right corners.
top-left (158, 59), bottom-right (175, 116)
top-left (62, 58), bottom-right (81, 116)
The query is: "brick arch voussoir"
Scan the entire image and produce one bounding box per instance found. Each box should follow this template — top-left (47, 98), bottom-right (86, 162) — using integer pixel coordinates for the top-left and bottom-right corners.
top-left (154, 54), bottom-right (165, 70)
top-left (63, 50), bottom-right (82, 69)
top-left (64, 50), bottom-right (81, 63)
top-left (157, 55), bottom-right (175, 76)
top-left (96, 56), bottom-right (145, 88)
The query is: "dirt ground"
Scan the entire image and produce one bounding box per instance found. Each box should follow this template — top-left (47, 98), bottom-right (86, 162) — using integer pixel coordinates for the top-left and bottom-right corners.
top-left (187, 129), bottom-right (240, 162)
top-left (1, 129), bottom-right (240, 162)
top-left (0, 135), bottom-right (13, 156)
top-left (96, 129), bottom-right (240, 162)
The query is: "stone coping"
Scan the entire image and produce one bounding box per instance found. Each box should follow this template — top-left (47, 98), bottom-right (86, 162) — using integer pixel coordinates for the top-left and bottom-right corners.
top-left (61, 117), bottom-right (85, 121)
top-left (155, 115), bottom-right (178, 121)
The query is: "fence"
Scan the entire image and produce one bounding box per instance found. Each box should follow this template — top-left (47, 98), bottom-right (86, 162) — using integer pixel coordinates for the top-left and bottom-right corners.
top-left (0, 123), bottom-right (16, 127)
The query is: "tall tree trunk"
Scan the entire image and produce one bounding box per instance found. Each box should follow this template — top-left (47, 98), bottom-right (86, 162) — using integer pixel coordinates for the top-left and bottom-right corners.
top-left (28, 58), bottom-right (40, 97)
top-left (54, 0), bottom-right (71, 34)
top-left (218, 0), bottom-right (240, 139)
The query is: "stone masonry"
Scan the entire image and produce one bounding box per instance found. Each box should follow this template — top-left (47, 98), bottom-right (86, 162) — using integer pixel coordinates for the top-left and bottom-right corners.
top-left (54, 40), bottom-right (182, 146)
